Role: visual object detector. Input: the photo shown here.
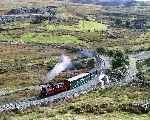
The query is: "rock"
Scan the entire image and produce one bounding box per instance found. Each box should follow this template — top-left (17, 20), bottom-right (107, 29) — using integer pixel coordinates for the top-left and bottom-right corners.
top-left (7, 6), bottom-right (57, 15)
top-left (120, 100), bottom-right (150, 114)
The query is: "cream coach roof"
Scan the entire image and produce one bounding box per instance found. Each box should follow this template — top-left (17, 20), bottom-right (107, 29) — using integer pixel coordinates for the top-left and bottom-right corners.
top-left (67, 73), bottom-right (89, 82)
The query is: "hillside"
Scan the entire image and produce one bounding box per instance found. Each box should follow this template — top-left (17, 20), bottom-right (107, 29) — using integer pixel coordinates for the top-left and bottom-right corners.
top-left (0, 0), bottom-right (150, 120)
top-left (71, 0), bottom-right (136, 5)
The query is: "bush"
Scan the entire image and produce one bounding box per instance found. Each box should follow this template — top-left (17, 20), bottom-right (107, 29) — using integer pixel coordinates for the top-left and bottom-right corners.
top-left (96, 47), bottom-right (115, 57)
top-left (86, 58), bottom-right (95, 69)
top-left (112, 50), bottom-right (129, 70)
top-left (72, 103), bottom-right (115, 114)
top-left (136, 72), bottom-right (145, 81)
top-left (96, 47), bottom-right (106, 55)
top-left (107, 50), bottom-right (114, 57)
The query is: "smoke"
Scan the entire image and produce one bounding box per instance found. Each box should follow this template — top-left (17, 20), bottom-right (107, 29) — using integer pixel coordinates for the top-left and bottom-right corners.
top-left (47, 54), bottom-right (71, 81)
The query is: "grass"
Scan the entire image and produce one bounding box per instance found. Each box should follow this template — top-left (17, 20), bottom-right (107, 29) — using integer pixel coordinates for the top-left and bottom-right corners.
top-left (0, 47), bottom-right (78, 90)
top-left (0, 22), bottom-right (31, 30)
top-left (1, 22), bottom-right (149, 52)
top-left (82, 29), bottom-right (150, 52)
top-left (1, 85), bottom-right (150, 120)
top-left (46, 20), bottom-right (107, 32)
top-left (2, 111), bottom-right (150, 120)
top-left (130, 32), bottom-right (150, 51)
top-left (0, 43), bottom-right (80, 106)
top-left (0, 33), bottom-right (84, 45)
top-left (21, 33), bottom-right (82, 44)
top-left (0, 44), bottom-right (62, 90)
top-left (0, 2), bottom-right (149, 120)
top-left (0, 90), bottom-right (39, 105)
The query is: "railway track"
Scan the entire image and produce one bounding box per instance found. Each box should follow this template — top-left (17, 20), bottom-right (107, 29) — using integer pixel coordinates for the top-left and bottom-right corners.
top-left (0, 74), bottom-right (104, 112)
top-left (0, 41), bottom-right (101, 97)
top-left (0, 4), bottom-right (150, 113)
top-left (0, 41), bottom-right (150, 112)
top-left (0, 43), bottom-right (108, 112)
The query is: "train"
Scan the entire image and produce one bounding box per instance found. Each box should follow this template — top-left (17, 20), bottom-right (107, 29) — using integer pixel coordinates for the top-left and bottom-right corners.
top-left (40, 69), bottom-right (98, 98)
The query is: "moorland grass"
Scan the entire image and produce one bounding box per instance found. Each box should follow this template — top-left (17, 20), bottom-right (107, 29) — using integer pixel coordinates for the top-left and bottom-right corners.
top-left (0, 33), bottom-right (84, 45)
top-left (46, 20), bottom-right (107, 32)
top-left (1, 85), bottom-right (150, 120)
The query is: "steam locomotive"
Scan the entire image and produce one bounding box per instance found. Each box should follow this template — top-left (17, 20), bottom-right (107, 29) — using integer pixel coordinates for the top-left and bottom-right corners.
top-left (40, 69), bottom-right (98, 98)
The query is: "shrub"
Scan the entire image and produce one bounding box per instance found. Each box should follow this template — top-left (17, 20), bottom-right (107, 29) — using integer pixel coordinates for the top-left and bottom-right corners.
top-left (136, 72), bottom-right (145, 81)
top-left (72, 103), bottom-right (116, 115)
top-left (112, 50), bottom-right (129, 70)
top-left (96, 47), bottom-right (115, 57)
top-left (96, 47), bottom-right (106, 55)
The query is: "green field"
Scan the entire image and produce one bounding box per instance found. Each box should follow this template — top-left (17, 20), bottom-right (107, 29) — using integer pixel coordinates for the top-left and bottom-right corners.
top-left (46, 20), bottom-right (107, 32)
top-left (0, 33), bottom-right (84, 45)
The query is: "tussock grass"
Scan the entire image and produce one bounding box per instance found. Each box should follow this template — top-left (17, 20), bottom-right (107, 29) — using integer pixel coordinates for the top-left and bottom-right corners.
top-left (1, 85), bottom-right (150, 120)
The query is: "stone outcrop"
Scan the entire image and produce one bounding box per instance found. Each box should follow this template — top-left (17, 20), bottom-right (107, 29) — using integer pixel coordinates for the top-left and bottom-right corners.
top-left (0, 6), bottom-right (56, 24)
top-left (120, 99), bottom-right (150, 114)
top-left (7, 6), bottom-right (56, 15)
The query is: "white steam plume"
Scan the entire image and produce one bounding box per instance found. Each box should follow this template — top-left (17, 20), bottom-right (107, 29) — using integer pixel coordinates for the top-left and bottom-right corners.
top-left (47, 54), bottom-right (71, 81)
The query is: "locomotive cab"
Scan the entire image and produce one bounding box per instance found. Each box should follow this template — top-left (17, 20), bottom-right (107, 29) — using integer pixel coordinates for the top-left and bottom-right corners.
top-left (40, 86), bottom-right (47, 98)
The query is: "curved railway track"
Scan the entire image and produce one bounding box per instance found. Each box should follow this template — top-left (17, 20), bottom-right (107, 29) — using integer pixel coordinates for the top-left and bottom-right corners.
top-left (0, 41), bottom-right (150, 112)
top-left (0, 41), bottom-right (108, 112)
top-left (0, 4), bottom-right (150, 112)
top-left (0, 41), bottom-right (98, 97)
top-left (0, 74), bottom-right (102, 112)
